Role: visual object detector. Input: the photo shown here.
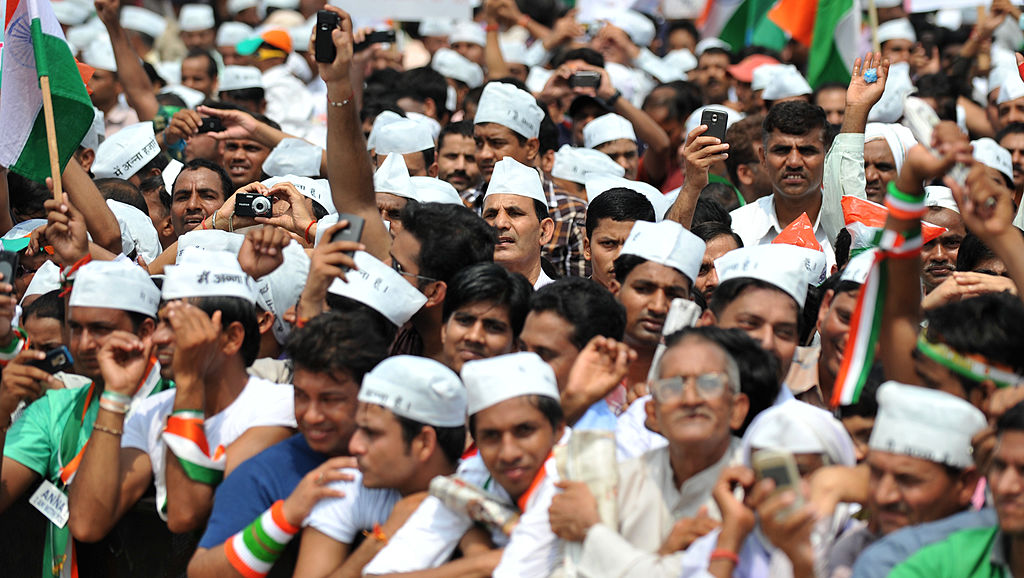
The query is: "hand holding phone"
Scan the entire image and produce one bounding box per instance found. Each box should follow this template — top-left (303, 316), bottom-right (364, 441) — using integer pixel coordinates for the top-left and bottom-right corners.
top-left (751, 449), bottom-right (805, 518)
top-left (330, 214), bottom-right (365, 271)
top-left (315, 9), bottom-right (341, 63)
top-left (701, 109), bottom-right (728, 142)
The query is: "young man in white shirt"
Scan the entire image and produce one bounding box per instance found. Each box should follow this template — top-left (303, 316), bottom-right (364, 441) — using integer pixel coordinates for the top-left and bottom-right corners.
top-left (69, 249), bottom-right (295, 540)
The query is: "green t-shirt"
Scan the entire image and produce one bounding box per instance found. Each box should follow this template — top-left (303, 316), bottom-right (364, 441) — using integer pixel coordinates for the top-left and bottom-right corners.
top-left (4, 384), bottom-right (98, 481)
top-left (889, 526), bottom-right (1008, 578)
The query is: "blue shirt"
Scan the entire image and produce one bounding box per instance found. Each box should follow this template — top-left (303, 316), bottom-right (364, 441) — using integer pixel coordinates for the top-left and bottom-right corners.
top-left (198, 434), bottom-right (324, 549)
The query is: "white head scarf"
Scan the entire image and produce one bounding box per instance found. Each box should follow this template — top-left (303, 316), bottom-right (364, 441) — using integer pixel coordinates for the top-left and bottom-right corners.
top-left (864, 123), bottom-right (918, 175)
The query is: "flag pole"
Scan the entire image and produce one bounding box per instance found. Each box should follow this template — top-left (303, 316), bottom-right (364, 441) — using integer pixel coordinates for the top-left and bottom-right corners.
top-left (39, 75), bottom-right (63, 202)
top-left (867, 0), bottom-right (880, 52)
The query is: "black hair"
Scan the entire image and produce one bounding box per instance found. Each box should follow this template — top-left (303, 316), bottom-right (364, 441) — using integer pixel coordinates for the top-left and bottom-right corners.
top-left (700, 182), bottom-right (741, 213)
top-left (439, 120), bottom-right (475, 149)
top-left (915, 74), bottom-right (957, 121)
top-left (996, 400), bottom-right (1024, 435)
top-left (95, 178), bottom-right (151, 214)
top-left (663, 326), bottom-right (779, 434)
top-left (323, 295), bottom-right (400, 345)
top-left (710, 278), bottom-right (802, 317)
top-left (724, 113), bottom-right (765, 186)
top-left (360, 98), bottom-right (404, 127)
top-left (996, 121), bottom-right (1024, 142)
top-left (692, 220), bottom-right (743, 248)
top-left (584, 188), bottom-right (656, 238)
top-left (469, 394), bottom-right (563, 435)
top-left (762, 100), bottom-right (827, 144)
top-left (924, 292), bottom-right (1024, 376)
top-left (551, 47), bottom-right (605, 68)
top-left (220, 87), bottom-right (266, 107)
top-left (530, 277), bottom-right (626, 347)
top-left (463, 85), bottom-right (485, 113)
top-left (834, 228), bottom-right (852, 270)
top-left (400, 202), bottom-right (496, 284)
top-left (612, 253), bottom-right (648, 286)
top-left (538, 111), bottom-right (559, 155)
top-left (956, 233), bottom-right (997, 273)
top-left (665, 20), bottom-right (699, 44)
top-left (692, 194), bottom-right (732, 227)
top-left (700, 46), bottom-right (734, 64)
top-left (642, 81), bottom-right (702, 122)
top-left (184, 48), bottom-right (218, 79)
top-left (396, 67), bottom-right (450, 115)
top-left (397, 414), bottom-right (467, 467)
top-left (813, 82), bottom-right (848, 101)
top-left (156, 92), bottom-right (187, 109)
top-left (284, 309), bottom-right (390, 383)
top-left (6, 172), bottom-right (51, 220)
top-left (190, 296), bottom-right (261, 366)
top-left (442, 263), bottom-right (533, 337)
top-left (22, 289), bottom-right (64, 324)
top-left (174, 158), bottom-right (233, 201)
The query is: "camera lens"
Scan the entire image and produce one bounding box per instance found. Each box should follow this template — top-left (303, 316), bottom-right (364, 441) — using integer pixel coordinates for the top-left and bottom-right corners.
top-left (251, 196), bottom-right (272, 214)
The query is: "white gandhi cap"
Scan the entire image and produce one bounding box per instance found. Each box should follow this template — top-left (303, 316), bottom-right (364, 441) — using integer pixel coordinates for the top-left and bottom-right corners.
top-left (411, 177), bottom-right (464, 205)
top-left (374, 153), bottom-right (418, 201)
top-left (178, 4), bottom-right (215, 32)
top-left (327, 251), bottom-right (428, 326)
top-left (483, 157), bottom-right (547, 206)
top-left (551, 144), bottom-right (625, 185)
top-left (761, 64), bottom-right (812, 101)
top-left (121, 6), bottom-right (167, 39)
top-left (92, 122), bottom-right (160, 180)
top-left (462, 352), bottom-right (560, 416)
top-left (869, 381), bottom-right (986, 468)
top-left (619, 220), bottom-right (706, 283)
top-left (262, 138), bottom-right (324, 178)
top-left (219, 65), bottom-right (264, 92)
top-left (217, 22), bottom-right (254, 46)
top-left (432, 47), bottom-right (484, 89)
top-left (373, 119), bottom-right (435, 156)
top-left (714, 244), bottom-right (817, 308)
top-left (876, 18), bottom-right (916, 44)
top-left (474, 82), bottom-right (544, 139)
top-left (584, 113), bottom-right (637, 149)
top-left (263, 175), bottom-right (335, 214)
top-left (360, 356), bottom-right (467, 427)
top-left (162, 248), bottom-right (257, 303)
top-left (971, 138), bottom-right (1014, 183)
top-left (924, 185), bottom-right (960, 215)
top-left (70, 260), bottom-right (160, 317)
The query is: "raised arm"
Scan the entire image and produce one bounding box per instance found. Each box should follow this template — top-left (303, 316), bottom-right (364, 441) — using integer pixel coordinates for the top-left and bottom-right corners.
top-left (879, 125), bottom-right (972, 384)
top-left (665, 125), bottom-right (729, 227)
top-left (62, 160), bottom-right (123, 255)
top-left (94, 0), bottom-right (159, 121)
top-left (318, 7), bottom-right (390, 262)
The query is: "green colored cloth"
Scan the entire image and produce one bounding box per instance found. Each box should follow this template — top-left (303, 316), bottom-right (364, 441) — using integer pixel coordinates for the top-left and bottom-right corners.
top-left (707, 172), bottom-right (745, 207)
top-left (889, 526), bottom-right (1008, 578)
top-left (4, 385), bottom-right (97, 481)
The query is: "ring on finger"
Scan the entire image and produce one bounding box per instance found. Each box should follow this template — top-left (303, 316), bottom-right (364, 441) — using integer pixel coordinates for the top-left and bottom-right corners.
top-left (316, 471), bottom-right (327, 486)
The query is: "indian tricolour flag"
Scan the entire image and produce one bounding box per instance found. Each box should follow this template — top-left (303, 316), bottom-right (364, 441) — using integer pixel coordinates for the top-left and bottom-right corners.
top-left (0, 0), bottom-right (92, 182)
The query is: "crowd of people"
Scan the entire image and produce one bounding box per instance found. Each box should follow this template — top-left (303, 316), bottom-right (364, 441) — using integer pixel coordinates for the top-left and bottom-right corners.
top-left (1, 0), bottom-right (1024, 576)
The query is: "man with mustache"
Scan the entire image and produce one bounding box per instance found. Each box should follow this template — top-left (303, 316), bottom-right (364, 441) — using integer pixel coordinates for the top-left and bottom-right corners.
top-left (435, 121), bottom-right (482, 201)
top-left (729, 101), bottom-right (838, 268)
top-left (549, 328), bottom-right (748, 575)
top-left (611, 220), bottom-right (705, 398)
top-left (921, 186), bottom-right (968, 295)
top-left (996, 122), bottom-right (1024, 205)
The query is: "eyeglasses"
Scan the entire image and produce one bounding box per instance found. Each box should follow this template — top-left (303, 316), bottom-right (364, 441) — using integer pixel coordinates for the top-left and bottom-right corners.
top-left (651, 373), bottom-right (732, 401)
top-left (391, 257), bottom-right (438, 284)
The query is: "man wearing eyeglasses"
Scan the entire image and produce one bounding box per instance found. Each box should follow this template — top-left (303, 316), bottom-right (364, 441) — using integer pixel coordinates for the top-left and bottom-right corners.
top-left (548, 326), bottom-right (748, 576)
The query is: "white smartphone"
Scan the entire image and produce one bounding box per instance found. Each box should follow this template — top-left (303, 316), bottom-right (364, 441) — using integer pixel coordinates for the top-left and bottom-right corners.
top-left (751, 448), bottom-right (805, 516)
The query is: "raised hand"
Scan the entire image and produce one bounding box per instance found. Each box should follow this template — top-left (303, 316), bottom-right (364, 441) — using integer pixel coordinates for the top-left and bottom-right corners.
top-left (43, 193), bottom-right (89, 265)
top-left (97, 331), bottom-right (153, 397)
top-left (0, 349), bottom-right (62, 419)
top-left (93, 0), bottom-right (121, 26)
top-left (315, 6), bottom-right (355, 85)
top-left (563, 336), bottom-right (636, 408)
top-left (256, 182), bottom-right (317, 241)
top-left (680, 123), bottom-right (730, 192)
top-left (238, 226), bottom-right (290, 279)
top-left (947, 162), bottom-right (1016, 240)
top-left (658, 506), bottom-right (720, 554)
top-left (166, 302), bottom-right (223, 388)
top-left (194, 106), bottom-right (260, 141)
top-left (847, 52), bottom-right (889, 110)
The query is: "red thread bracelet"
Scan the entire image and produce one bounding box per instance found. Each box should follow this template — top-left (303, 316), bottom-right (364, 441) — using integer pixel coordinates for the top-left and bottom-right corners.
top-left (710, 549), bottom-right (739, 565)
top-left (304, 221), bottom-right (316, 244)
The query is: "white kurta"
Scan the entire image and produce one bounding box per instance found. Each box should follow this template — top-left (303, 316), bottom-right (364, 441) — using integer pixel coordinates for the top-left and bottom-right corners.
top-left (576, 439), bottom-right (742, 577)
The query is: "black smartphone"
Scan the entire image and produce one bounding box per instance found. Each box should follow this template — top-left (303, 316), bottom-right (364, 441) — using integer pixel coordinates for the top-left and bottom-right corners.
top-left (354, 30), bottom-right (396, 53)
top-left (701, 109), bottom-right (728, 142)
top-left (30, 346), bottom-right (74, 374)
top-left (197, 117), bottom-right (225, 134)
top-left (330, 213), bottom-right (365, 271)
top-left (569, 70), bottom-right (601, 89)
top-left (315, 9), bottom-right (341, 63)
top-left (0, 250), bottom-right (18, 293)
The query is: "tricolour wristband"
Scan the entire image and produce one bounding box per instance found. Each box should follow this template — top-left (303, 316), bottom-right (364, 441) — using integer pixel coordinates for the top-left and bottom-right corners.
top-left (224, 500), bottom-right (299, 578)
top-left (884, 181), bottom-right (927, 220)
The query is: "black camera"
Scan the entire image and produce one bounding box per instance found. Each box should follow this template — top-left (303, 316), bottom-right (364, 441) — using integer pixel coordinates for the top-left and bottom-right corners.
top-left (197, 117), bottom-right (225, 134)
top-left (569, 70), bottom-right (601, 89)
top-left (30, 346), bottom-right (74, 375)
top-left (235, 193), bottom-right (273, 218)
top-left (315, 10), bottom-right (341, 63)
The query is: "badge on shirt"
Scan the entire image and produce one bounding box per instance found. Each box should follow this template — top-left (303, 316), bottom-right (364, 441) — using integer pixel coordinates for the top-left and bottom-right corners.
top-left (29, 480), bottom-right (69, 528)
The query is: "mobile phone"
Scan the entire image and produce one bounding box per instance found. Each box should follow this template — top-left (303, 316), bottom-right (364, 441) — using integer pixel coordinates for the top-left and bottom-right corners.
top-left (0, 250), bottom-right (18, 293)
top-left (752, 449), bottom-right (804, 516)
top-left (30, 346), bottom-right (74, 374)
top-left (701, 109), bottom-right (729, 142)
top-left (569, 70), bottom-right (601, 89)
top-left (197, 117), bottom-right (224, 134)
top-left (354, 30), bottom-right (396, 53)
top-left (315, 10), bottom-right (341, 63)
top-left (330, 213), bottom-right (365, 271)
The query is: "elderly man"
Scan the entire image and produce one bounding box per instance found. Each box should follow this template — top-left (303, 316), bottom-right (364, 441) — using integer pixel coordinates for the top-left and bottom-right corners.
top-left (549, 327), bottom-right (749, 576)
